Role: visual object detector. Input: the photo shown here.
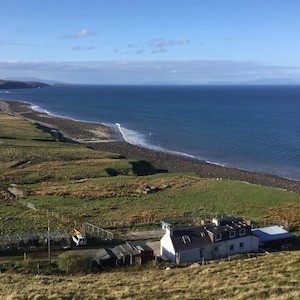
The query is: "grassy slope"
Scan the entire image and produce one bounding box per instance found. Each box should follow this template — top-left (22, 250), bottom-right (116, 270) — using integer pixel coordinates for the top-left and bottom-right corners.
top-left (0, 251), bottom-right (299, 299)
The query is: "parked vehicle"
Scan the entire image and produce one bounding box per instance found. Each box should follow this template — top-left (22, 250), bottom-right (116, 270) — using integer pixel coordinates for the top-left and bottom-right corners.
top-left (72, 228), bottom-right (87, 246)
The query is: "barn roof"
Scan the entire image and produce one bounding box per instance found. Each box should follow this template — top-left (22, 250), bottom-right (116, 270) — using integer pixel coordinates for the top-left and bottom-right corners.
top-left (252, 226), bottom-right (295, 244)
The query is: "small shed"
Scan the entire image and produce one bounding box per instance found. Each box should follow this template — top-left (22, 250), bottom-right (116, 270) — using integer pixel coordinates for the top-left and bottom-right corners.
top-left (94, 248), bottom-right (117, 268)
top-left (94, 241), bottom-right (154, 268)
top-left (252, 226), bottom-right (296, 248)
top-left (126, 241), bottom-right (154, 265)
top-left (113, 244), bottom-right (140, 266)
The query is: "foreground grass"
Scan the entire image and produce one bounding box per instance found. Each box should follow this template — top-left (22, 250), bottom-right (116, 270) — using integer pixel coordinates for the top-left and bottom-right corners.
top-left (0, 251), bottom-right (299, 299)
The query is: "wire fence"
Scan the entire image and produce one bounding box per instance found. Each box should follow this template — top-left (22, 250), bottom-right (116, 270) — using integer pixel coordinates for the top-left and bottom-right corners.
top-left (83, 222), bottom-right (115, 240)
top-left (0, 230), bottom-right (70, 249)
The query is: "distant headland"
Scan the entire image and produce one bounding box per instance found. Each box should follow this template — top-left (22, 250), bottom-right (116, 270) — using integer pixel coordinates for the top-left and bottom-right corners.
top-left (0, 79), bottom-right (49, 89)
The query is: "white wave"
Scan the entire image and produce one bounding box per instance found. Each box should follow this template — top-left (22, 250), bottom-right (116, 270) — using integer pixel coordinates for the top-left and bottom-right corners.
top-left (166, 149), bottom-right (197, 159)
top-left (115, 122), bottom-right (205, 162)
top-left (205, 160), bottom-right (228, 167)
top-left (30, 105), bottom-right (49, 115)
top-left (116, 123), bottom-right (149, 146)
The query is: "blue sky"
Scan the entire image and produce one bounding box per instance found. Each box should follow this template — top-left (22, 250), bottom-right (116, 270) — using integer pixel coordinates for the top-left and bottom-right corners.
top-left (1, 0), bottom-right (300, 84)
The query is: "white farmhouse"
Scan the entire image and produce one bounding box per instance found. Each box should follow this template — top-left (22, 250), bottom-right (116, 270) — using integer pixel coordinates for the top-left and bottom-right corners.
top-left (161, 217), bottom-right (259, 264)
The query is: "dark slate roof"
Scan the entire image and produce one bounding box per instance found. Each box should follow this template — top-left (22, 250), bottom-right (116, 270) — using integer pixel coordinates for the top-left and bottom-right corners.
top-left (219, 217), bottom-right (245, 226)
top-left (207, 217), bottom-right (250, 235)
top-left (171, 225), bottom-right (213, 252)
top-left (206, 226), bottom-right (225, 234)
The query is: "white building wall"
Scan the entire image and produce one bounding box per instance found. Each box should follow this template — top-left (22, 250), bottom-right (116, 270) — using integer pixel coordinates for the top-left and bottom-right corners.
top-left (160, 230), bottom-right (176, 263)
top-left (223, 235), bottom-right (259, 256)
top-left (176, 245), bottom-right (215, 263)
top-left (210, 242), bottom-right (227, 259)
top-left (176, 248), bottom-right (203, 263)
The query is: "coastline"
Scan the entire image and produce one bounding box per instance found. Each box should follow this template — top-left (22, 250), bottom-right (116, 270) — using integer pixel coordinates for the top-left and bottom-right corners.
top-left (1, 99), bottom-right (300, 194)
top-left (0, 100), bottom-right (117, 143)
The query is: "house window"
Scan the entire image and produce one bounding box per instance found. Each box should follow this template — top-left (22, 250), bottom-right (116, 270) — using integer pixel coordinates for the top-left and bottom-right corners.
top-left (239, 228), bottom-right (246, 236)
top-left (182, 235), bottom-right (191, 244)
top-left (214, 246), bottom-right (219, 252)
top-left (229, 244), bottom-right (234, 251)
top-left (215, 233), bottom-right (222, 241)
top-left (239, 242), bottom-right (244, 248)
top-left (229, 230), bottom-right (236, 238)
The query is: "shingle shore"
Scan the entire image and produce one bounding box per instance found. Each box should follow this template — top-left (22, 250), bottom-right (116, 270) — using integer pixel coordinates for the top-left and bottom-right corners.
top-left (1, 100), bottom-right (300, 194)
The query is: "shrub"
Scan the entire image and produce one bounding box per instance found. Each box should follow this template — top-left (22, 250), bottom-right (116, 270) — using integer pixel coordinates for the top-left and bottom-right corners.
top-left (57, 252), bottom-right (92, 274)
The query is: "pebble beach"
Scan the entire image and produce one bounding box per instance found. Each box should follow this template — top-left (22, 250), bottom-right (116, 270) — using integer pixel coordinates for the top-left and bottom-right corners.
top-left (1, 99), bottom-right (300, 194)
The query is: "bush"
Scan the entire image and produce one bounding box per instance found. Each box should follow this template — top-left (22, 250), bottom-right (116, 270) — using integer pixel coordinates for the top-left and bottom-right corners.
top-left (57, 252), bottom-right (92, 274)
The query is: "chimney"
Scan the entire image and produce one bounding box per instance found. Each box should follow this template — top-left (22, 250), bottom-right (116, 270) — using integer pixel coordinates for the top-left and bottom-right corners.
top-left (167, 225), bottom-right (173, 237)
top-left (212, 218), bottom-right (220, 227)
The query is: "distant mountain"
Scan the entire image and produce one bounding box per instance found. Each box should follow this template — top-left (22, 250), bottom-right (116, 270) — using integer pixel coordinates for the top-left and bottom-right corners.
top-left (4, 77), bottom-right (71, 86)
top-left (208, 77), bottom-right (300, 85)
top-left (242, 77), bottom-right (300, 85)
top-left (0, 79), bottom-right (50, 89)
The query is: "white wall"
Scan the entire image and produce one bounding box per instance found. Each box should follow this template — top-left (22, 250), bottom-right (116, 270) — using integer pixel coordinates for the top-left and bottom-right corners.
top-left (160, 229), bottom-right (176, 263)
top-left (223, 235), bottom-right (259, 256)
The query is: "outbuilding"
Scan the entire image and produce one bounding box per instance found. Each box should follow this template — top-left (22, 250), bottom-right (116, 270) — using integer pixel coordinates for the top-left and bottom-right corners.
top-left (94, 241), bottom-right (154, 268)
top-left (252, 225), bottom-right (296, 248)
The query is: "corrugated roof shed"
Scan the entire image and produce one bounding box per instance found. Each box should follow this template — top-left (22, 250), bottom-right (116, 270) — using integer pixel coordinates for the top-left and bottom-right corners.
top-left (252, 226), bottom-right (296, 244)
top-left (126, 240), bottom-right (153, 252)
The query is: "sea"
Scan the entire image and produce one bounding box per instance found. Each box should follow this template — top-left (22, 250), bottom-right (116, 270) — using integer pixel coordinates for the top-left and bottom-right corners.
top-left (1, 85), bottom-right (300, 181)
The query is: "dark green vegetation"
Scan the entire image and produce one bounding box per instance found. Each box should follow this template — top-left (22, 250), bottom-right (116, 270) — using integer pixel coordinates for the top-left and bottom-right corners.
top-left (1, 112), bottom-right (300, 236)
top-left (0, 79), bottom-right (49, 89)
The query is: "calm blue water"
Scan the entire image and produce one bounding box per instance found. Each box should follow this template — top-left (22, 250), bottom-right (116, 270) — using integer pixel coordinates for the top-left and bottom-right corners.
top-left (1, 85), bottom-right (300, 180)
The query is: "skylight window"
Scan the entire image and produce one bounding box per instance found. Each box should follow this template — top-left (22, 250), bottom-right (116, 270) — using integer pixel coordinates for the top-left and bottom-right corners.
top-left (182, 235), bottom-right (191, 244)
top-left (200, 232), bottom-right (206, 237)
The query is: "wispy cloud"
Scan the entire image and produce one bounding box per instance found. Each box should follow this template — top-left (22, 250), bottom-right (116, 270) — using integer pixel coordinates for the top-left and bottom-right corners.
top-left (72, 45), bottom-right (95, 51)
top-left (148, 38), bottom-right (190, 53)
top-left (125, 38), bottom-right (190, 55)
top-left (0, 40), bottom-right (28, 46)
top-left (63, 28), bottom-right (96, 39)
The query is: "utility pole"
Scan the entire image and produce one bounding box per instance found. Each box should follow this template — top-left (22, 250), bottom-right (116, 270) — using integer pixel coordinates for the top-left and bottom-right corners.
top-left (48, 219), bottom-right (51, 262)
